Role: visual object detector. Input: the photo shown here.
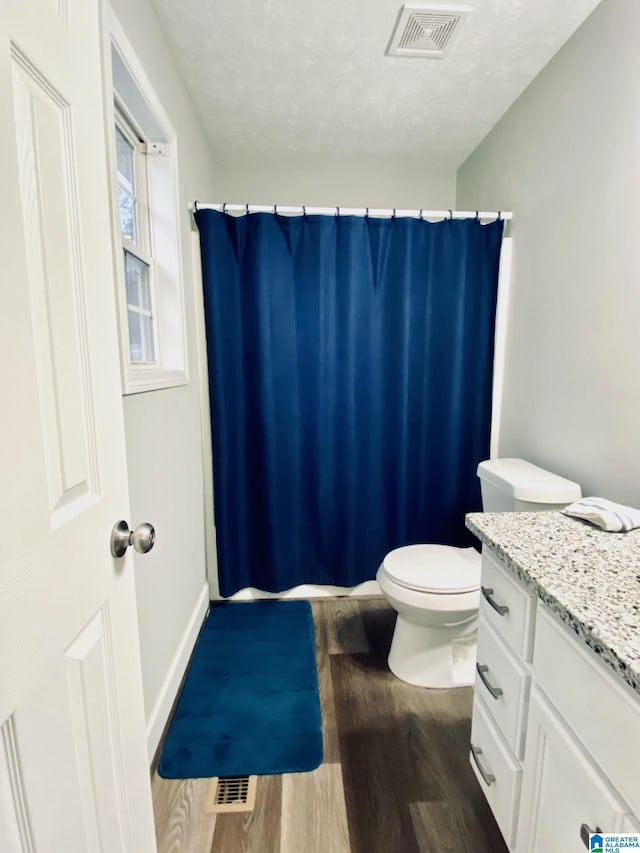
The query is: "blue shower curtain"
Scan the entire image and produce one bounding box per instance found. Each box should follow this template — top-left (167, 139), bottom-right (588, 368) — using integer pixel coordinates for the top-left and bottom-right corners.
top-left (195, 210), bottom-right (503, 596)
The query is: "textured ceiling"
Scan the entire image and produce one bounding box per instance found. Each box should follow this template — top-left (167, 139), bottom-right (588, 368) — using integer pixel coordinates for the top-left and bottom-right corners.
top-left (150, 0), bottom-right (601, 170)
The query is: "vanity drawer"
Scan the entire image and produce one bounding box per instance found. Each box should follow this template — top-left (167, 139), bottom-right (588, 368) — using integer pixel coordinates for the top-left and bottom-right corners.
top-left (475, 617), bottom-right (531, 759)
top-left (470, 696), bottom-right (522, 849)
top-left (480, 548), bottom-right (536, 660)
top-left (533, 603), bottom-right (640, 816)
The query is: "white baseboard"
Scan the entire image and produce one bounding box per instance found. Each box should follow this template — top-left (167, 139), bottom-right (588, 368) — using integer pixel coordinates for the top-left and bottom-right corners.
top-left (145, 583), bottom-right (210, 762)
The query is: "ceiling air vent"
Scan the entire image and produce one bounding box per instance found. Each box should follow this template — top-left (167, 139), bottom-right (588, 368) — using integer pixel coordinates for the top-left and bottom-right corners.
top-left (387, 3), bottom-right (473, 58)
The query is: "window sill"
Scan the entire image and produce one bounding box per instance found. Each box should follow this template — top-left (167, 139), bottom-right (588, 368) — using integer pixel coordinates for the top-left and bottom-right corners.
top-left (123, 366), bottom-right (188, 395)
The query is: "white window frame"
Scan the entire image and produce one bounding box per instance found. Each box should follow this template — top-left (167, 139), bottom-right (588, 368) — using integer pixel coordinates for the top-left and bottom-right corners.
top-left (114, 108), bottom-right (159, 366)
top-left (103, 6), bottom-right (188, 394)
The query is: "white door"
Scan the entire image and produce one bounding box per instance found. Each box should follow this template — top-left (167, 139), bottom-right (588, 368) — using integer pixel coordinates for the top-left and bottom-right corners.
top-left (515, 688), bottom-right (632, 852)
top-left (0, 0), bottom-right (156, 851)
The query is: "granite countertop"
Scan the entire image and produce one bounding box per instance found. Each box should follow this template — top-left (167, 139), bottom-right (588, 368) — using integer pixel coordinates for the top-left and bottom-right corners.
top-left (465, 510), bottom-right (640, 696)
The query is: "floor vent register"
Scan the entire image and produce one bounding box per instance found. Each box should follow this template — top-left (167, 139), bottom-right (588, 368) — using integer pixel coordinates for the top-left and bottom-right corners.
top-left (204, 776), bottom-right (257, 813)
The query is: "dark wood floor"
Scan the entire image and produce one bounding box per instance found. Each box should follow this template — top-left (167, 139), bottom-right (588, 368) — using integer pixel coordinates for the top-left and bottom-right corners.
top-left (152, 597), bottom-right (508, 853)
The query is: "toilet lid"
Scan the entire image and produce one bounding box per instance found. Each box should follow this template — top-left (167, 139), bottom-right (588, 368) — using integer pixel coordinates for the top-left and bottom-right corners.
top-left (382, 544), bottom-right (481, 594)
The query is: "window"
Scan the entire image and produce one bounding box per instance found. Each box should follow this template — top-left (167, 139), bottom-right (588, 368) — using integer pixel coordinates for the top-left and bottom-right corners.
top-left (115, 111), bottom-right (156, 364)
top-left (106, 18), bottom-right (188, 395)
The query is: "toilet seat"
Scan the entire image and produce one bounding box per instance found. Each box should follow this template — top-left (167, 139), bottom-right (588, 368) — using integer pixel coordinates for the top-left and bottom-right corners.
top-left (382, 544), bottom-right (481, 594)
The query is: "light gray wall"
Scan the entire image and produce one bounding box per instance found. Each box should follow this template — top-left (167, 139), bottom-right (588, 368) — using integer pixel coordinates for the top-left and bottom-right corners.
top-left (107, 0), bottom-right (217, 749)
top-left (212, 156), bottom-right (456, 209)
top-left (457, 0), bottom-right (640, 505)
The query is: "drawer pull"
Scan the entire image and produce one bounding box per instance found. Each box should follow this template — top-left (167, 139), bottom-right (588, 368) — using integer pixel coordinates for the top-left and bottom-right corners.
top-left (481, 586), bottom-right (509, 616)
top-left (579, 823), bottom-right (602, 849)
top-left (470, 744), bottom-right (496, 786)
top-left (476, 663), bottom-right (503, 699)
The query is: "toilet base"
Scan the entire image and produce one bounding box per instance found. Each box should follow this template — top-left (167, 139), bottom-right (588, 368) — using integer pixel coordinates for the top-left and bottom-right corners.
top-left (387, 614), bottom-right (478, 688)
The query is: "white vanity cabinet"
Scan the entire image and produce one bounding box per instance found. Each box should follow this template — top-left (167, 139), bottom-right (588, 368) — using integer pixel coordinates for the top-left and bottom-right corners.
top-left (515, 687), bottom-right (631, 852)
top-left (470, 547), bottom-right (640, 852)
top-left (470, 548), bottom-right (535, 848)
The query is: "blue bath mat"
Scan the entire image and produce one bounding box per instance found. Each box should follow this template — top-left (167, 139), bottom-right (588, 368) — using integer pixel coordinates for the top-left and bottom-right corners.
top-left (158, 600), bottom-right (323, 778)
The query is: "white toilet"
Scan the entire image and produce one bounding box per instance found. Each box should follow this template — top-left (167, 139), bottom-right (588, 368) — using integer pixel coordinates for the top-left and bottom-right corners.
top-left (376, 458), bottom-right (581, 688)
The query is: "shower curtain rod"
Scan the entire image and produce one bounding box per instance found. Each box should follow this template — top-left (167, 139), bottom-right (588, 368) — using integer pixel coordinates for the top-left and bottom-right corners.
top-left (191, 202), bottom-right (512, 221)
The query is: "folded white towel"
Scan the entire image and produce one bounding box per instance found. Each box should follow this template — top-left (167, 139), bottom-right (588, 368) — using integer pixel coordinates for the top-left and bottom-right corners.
top-left (562, 497), bottom-right (640, 532)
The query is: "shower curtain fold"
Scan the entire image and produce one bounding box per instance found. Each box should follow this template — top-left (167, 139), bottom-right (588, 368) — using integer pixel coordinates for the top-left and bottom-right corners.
top-left (196, 210), bottom-right (503, 596)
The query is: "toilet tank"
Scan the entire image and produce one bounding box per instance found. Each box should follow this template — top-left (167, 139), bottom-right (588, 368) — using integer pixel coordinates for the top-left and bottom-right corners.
top-left (477, 458), bottom-right (582, 513)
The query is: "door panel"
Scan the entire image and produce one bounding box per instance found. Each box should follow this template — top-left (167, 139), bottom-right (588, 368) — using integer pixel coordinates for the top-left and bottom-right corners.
top-left (11, 44), bottom-right (99, 525)
top-left (0, 717), bottom-right (34, 851)
top-left (65, 607), bottom-right (127, 852)
top-left (516, 688), bottom-right (631, 852)
top-left (0, 1), bottom-right (156, 850)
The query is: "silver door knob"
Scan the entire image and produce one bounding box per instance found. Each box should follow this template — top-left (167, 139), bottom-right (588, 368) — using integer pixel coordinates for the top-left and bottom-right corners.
top-left (110, 520), bottom-right (155, 558)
